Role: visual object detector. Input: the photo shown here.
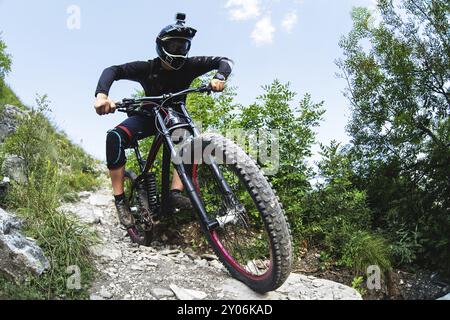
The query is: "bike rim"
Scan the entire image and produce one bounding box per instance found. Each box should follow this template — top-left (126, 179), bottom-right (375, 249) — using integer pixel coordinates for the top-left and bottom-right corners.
top-left (192, 163), bottom-right (274, 281)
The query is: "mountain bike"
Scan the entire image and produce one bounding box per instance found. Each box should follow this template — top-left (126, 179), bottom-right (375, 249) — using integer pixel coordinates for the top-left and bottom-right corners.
top-left (116, 86), bottom-right (293, 293)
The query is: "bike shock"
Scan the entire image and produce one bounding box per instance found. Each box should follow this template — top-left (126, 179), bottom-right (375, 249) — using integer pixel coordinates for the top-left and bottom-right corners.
top-left (145, 172), bottom-right (159, 214)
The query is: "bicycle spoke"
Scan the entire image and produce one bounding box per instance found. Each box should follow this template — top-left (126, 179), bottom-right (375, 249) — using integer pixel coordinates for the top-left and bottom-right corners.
top-left (195, 160), bottom-right (271, 277)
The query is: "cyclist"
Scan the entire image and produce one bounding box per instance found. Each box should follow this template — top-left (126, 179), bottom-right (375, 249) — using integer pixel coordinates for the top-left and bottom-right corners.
top-left (94, 14), bottom-right (233, 229)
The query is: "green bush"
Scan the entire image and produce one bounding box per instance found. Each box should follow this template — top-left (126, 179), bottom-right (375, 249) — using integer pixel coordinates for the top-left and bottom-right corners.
top-left (387, 225), bottom-right (422, 267)
top-left (300, 142), bottom-right (392, 273)
top-left (340, 231), bottom-right (391, 274)
top-left (351, 276), bottom-right (367, 296)
top-left (237, 81), bottom-right (325, 240)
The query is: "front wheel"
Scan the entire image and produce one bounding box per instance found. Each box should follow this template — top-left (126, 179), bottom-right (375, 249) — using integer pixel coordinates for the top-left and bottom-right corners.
top-left (185, 133), bottom-right (293, 293)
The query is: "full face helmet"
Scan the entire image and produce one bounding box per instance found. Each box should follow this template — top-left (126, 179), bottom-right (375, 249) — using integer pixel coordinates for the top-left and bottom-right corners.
top-left (156, 13), bottom-right (197, 70)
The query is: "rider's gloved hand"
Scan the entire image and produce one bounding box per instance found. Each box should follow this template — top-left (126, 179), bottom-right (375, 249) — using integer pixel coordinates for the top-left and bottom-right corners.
top-left (210, 79), bottom-right (226, 92)
top-left (95, 93), bottom-right (117, 116)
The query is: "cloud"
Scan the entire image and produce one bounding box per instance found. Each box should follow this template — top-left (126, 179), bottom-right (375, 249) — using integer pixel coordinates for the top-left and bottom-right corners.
top-left (281, 11), bottom-right (298, 33)
top-left (251, 16), bottom-right (276, 45)
top-left (225, 0), bottom-right (261, 21)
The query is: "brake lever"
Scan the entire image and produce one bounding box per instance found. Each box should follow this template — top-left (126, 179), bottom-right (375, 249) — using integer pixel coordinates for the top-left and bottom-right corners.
top-left (116, 98), bottom-right (137, 113)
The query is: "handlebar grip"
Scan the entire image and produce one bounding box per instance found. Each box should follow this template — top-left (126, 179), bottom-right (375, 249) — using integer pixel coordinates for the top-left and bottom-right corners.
top-left (199, 85), bottom-right (213, 94)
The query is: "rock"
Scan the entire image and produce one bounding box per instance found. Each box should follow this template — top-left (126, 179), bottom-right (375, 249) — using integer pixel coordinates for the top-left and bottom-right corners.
top-left (91, 244), bottom-right (122, 261)
top-left (89, 194), bottom-right (112, 207)
top-left (67, 207), bottom-right (101, 225)
top-left (131, 265), bottom-right (144, 272)
top-left (169, 284), bottom-right (207, 300)
top-left (160, 249), bottom-right (180, 256)
top-left (219, 273), bottom-right (362, 300)
top-left (150, 288), bottom-right (175, 299)
top-left (194, 259), bottom-right (209, 268)
top-left (89, 294), bottom-right (105, 301)
top-left (277, 274), bottom-right (362, 300)
top-left (176, 252), bottom-right (186, 259)
top-left (220, 278), bottom-right (283, 300)
top-left (99, 288), bottom-right (114, 299)
top-left (78, 191), bottom-right (91, 199)
top-left (438, 293), bottom-right (450, 300)
top-left (0, 208), bottom-right (49, 280)
top-left (0, 105), bottom-right (27, 143)
top-left (209, 260), bottom-right (224, 270)
top-left (105, 267), bottom-right (118, 275)
top-left (1, 155), bottom-right (27, 184)
top-left (145, 261), bottom-right (158, 267)
top-left (217, 292), bottom-right (225, 299)
top-left (201, 254), bottom-right (218, 261)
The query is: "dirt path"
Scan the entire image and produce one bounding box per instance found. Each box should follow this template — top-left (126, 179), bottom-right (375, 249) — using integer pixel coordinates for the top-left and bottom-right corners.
top-left (59, 177), bottom-right (362, 301)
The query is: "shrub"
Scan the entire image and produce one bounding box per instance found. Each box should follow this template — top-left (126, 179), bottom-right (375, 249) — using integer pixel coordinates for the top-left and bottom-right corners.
top-left (300, 142), bottom-right (392, 273)
top-left (340, 230), bottom-right (391, 275)
top-left (351, 276), bottom-right (367, 296)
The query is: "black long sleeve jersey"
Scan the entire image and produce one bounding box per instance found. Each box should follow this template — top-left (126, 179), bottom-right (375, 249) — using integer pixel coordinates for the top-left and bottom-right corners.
top-left (95, 56), bottom-right (234, 99)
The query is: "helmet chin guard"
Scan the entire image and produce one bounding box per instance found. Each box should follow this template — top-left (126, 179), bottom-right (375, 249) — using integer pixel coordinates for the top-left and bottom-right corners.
top-left (156, 13), bottom-right (197, 70)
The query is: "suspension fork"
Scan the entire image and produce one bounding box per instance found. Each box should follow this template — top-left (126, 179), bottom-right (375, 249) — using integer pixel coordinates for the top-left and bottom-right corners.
top-left (155, 110), bottom-right (220, 231)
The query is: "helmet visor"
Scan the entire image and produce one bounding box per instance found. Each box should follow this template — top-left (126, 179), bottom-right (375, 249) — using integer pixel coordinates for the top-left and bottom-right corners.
top-left (162, 38), bottom-right (191, 56)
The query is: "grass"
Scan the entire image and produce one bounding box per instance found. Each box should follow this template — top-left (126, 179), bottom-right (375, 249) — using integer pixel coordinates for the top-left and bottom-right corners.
top-left (0, 274), bottom-right (43, 300)
top-left (0, 79), bottom-right (25, 109)
top-left (340, 230), bottom-right (392, 275)
top-left (0, 94), bottom-right (101, 299)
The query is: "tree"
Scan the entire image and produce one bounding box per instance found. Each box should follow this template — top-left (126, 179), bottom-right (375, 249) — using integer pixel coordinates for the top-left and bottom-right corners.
top-left (338, 0), bottom-right (450, 273)
top-left (187, 76), bottom-right (239, 131)
top-left (238, 80), bottom-right (325, 236)
top-left (299, 142), bottom-right (391, 274)
top-left (0, 33), bottom-right (11, 80)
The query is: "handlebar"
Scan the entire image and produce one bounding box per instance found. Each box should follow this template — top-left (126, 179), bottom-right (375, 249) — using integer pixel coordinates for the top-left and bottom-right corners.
top-left (116, 85), bottom-right (212, 113)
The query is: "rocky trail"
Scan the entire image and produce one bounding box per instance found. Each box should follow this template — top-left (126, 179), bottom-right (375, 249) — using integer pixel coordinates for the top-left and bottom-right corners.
top-left (58, 177), bottom-right (362, 301)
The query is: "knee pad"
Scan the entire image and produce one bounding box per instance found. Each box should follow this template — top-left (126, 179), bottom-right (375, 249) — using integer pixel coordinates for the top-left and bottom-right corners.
top-left (106, 128), bottom-right (129, 169)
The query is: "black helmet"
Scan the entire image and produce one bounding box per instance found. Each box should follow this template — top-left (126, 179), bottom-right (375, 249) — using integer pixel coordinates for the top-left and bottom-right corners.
top-left (156, 13), bottom-right (197, 70)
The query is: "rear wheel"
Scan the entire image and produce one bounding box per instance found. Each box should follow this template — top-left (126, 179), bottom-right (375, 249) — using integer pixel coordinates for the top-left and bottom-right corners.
top-left (124, 170), bottom-right (154, 247)
top-left (185, 133), bottom-right (293, 293)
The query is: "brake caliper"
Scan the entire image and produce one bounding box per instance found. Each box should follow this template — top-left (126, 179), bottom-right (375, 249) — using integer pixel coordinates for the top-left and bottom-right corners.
top-left (216, 204), bottom-right (247, 228)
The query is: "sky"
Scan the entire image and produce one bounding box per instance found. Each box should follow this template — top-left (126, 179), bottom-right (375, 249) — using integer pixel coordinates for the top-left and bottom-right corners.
top-left (0, 0), bottom-right (377, 161)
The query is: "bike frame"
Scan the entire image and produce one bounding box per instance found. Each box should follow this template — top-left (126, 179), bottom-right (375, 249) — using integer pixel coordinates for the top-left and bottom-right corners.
top-left (122, 91), bottom-right (234, 233)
